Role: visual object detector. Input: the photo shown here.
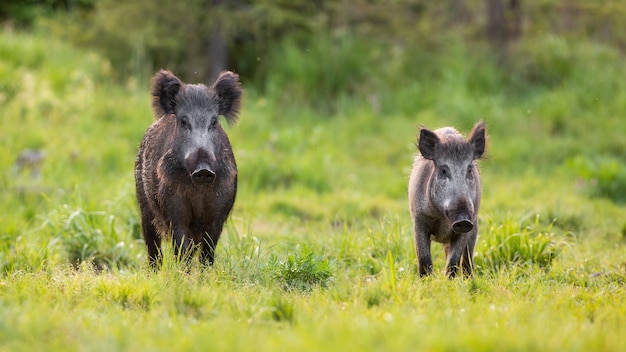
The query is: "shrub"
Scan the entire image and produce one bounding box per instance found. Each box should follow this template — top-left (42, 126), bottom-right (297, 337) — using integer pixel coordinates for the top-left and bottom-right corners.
top-left (566, 155), bottom-right (626, 203)
top-left (268, 244), bottom-right (333, 291)
top-left (508, 35), bottom-right (574, 90)
top-left (260, 34), bottom-right (374, 112)
top-left (52, 207), bottom-right (137, 270)
top-left (475, 215), bottom-right (567, 274)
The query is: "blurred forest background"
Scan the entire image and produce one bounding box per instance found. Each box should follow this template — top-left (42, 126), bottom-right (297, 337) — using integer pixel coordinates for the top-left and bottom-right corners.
top-left (2, 0), bottom-right (625, 109)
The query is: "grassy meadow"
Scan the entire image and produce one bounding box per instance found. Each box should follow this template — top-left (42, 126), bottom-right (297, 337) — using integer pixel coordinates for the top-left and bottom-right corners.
top-left (1, 28), bottom-right (626, 351)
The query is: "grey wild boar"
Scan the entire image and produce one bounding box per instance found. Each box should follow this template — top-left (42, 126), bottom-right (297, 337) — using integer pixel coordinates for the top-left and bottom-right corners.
top-left (135, 70), bottom-right (242, 268)
top-left (408, 121), bottom-right (486, 278)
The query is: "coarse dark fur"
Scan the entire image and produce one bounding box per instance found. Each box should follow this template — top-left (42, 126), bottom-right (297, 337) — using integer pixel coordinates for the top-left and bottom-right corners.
top-left (135, 69), bottom-right (242, 268)
top-left (408, 121), bottom-right (486, 278)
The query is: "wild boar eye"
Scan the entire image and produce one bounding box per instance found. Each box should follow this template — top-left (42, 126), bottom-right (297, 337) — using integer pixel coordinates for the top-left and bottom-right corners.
top-left (467, 165), bottom-right (474, 178)
top-left (210, 117), bottom-right (217, 129)
top-left (438, 166), bottom-right (449, 178)
top-left (180, 116), bottom-right (190, 129)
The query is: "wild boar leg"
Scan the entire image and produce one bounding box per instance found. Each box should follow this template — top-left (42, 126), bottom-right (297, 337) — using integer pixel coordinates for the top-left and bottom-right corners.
top-left (138, 205), bottom-right (161, 268)
top-left (145, 223), bottom-right (162, 268)
top-left (200, 223), bottom-right (224, 265)
top-left (445, 235), bottom-right (468, 278)
top-left (172, 226), bottom-right (194, 263)
top-left (460, 230), bottom-right (477, 277)
top-left (415, 221), bottom-right (433, 277)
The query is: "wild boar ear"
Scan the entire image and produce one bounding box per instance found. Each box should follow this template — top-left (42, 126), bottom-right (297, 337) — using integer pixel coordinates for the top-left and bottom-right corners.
top-left (418, 128), bottom-right (439, 160)
top-left (151, 70), bottom-right (181, 117)
top-left (212, 71), bottom-right (243, 126)
top-left (468, 120), bottom-right (486, 159)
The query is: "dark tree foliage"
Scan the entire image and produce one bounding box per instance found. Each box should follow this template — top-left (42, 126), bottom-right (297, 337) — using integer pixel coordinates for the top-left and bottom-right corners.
top-left (0, 0), bottom-right (95, 27)
top-left (3, 0), bottom-right (624, 92)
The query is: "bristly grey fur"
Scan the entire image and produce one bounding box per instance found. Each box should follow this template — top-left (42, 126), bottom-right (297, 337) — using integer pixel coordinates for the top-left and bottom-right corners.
top-left (409, 120), bottom-right (487, 278)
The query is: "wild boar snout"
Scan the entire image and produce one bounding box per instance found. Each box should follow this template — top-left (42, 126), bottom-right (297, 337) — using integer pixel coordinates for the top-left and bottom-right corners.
top-left (191, 165), bottom-right (216, 184)
top-left (452, 219), bottom-right (474, 233)
top-left (445, 200), bottom-right (475, 233)
top-left (185, 148), bottom-right (216, 184)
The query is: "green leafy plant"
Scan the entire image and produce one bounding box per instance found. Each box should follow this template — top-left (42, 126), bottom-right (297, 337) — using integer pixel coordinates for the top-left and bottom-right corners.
top-left (269, 296), bottom-right (295, 323)
top-left (55, 208), bottom-right (135, 270)
top-left (475, 216), bottom-right (567, 274)
top-left (269, 244), bottom-right (333, 291)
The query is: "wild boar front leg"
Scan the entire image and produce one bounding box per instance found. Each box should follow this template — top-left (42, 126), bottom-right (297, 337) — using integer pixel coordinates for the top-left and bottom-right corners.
top-left (460, 229), bottom-right (477, 278)
top-left (445, 234), bottom-right (470, 278)
top-left (139, 205), bottom-right (161, 269)
top-left (414, 222), bottom-right (433, 277)
top-left (200, 223), bottom-right (224, 266)
top-left (172, 225), bottom-right (194, 264)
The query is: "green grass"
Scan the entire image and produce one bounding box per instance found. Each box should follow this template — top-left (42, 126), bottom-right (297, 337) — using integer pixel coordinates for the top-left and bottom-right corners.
top-left (1, 28), bottom-right (626, 351)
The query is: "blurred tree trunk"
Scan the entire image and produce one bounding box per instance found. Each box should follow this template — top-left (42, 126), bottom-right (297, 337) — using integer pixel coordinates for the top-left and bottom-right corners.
top-left (451, 0), bottom-right (469, 24)
top-left (207, 0), bottom-right (227, 83)
top-left (486, 0), bottom-right (522, 63)
top-left (560, 3), bottom-right (578, 32)
top-left (208, 21), bottom-right (226, 82)
top-left (510, 0), bottom-right (522, 38)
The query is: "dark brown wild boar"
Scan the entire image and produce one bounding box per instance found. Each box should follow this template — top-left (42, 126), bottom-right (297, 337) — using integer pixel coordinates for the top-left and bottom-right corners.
top-left (135, 70), bottom-right (242, 268)
top-left (408, 121), bottom-right (486, 278)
